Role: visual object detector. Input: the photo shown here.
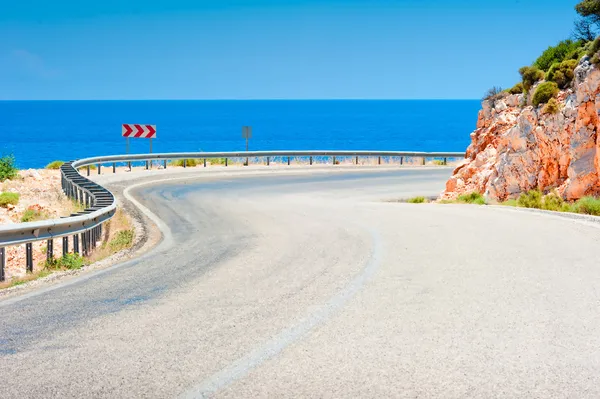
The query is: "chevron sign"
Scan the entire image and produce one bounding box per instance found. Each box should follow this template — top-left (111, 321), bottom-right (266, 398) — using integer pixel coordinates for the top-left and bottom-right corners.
top-left (122, 124), bottom-right (156, 139)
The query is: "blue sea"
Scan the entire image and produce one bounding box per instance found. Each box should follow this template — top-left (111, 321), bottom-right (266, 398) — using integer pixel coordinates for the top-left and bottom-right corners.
top-left (0, 100), bottom-right (481, 169)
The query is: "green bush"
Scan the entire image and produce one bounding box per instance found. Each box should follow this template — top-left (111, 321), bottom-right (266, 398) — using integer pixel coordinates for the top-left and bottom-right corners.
top-left (45, 160), bottom-right (64, 170)
top-left (541, 192), bottom-right (564, 211)
top-left (546, 59), bottom-right (578, 89)
top-left (519, 66), bottom-right (545, 91)
top-left (208, 158), bottom-right (227, 165)
top-left (534, 40), bottom-right (584, 71)
top-left (407, 196), bottom-right (426, 204)
top-left (587, 36), bottom-right (600, 58)
top-left (0, 192), bottom-right (19, 208)
top-left (517, 190), bottom-right (543, 208)
top-left (542, 98), bottom-right (561, 115)
top-left (456, 192), bottom-right (486, 205)
top-left (21, 207), bottom-right (47, 222)
top-left (109, 230), bottom-right (134, 252)
top-left (571, 196), bottom-right (600, 215)
top-left (46, 253), bottom-right (84, 270)
top-left (0, 155), bottom-right (18, 182)
top-left (170, 158), bottom-right (200, 167)
top-left (532, 82), bottom-right (559, 106)
top-left (507, 82), bottom-right (524, 94)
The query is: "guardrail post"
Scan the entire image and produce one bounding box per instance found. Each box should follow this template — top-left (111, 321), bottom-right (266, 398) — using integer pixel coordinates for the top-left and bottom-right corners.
top-left (87, 165), bottom-right (90, 176)
top-left (443, 157), bottom-right (447, 165)
top-left (422, 157), bottom-right (426, 165)
top-left (62, 236), bottom-right (68, 256)
top-left (203, 159), bottom-right (207, 168)
top-left (0, 247), bottom-right (5, 282)
top-left (245, 157), bottom-right (249, 166)
top-left (378, 156), bottom-right (381, 165)
top-left (46, 239), bottom-right (53, 262)
top-left (163, 160), bottom-right (167, 169)
top-left (310, 156), bottom-right (313, 165)
top-left (74, 234), bottom-right (79, 254)
top-left (145, 160), bottom-right (149, 170)
top-left (400, 156), bottom-right (404, 165)
top-left (81, 233), bottom-right (87, 257)
top-left (333, 156), bottom-right (336, 165)
top-left (128, 161), bottom-right (132, 171)
top-left (26, 243), bottom-right (33, 273)
top-left (355, 155), bottom-right (358, 165)
top-left (113, 163), bottom-right (116, 173)
top-left (225, 158), bottom-right (228, 167)
top-left (267, 157), bottom-right (270, 166)
top-left (183, 159), bottom-right (187, 168)
top-left (287, 157), bottom-right (290, 166)
top-left (98, 164), bottom-right (101, 175)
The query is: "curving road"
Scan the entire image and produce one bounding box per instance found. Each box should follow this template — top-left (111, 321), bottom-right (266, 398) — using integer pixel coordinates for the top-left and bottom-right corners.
top-left (2, 166), bottom-right (600, 398)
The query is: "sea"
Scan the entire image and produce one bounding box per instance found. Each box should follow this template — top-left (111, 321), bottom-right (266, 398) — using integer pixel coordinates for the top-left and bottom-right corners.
top-left (0, 100), bottom-right (481, 169)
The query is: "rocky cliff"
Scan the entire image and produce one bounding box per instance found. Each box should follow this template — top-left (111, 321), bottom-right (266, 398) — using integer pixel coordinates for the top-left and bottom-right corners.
top-left (444, 57), bottom-right (600, 201)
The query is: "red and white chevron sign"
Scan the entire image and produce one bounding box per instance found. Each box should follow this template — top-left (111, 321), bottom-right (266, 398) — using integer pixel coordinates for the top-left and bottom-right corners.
top-left (122, 124), bottom-right (157, 139)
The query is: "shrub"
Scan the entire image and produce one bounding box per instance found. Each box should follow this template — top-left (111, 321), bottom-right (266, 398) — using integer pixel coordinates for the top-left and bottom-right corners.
top-left (542, 98), bottom-right (561, 115)
top-left (45, 160), bottom-right (64, 170)
top-left (517, 190), bottom-right (543, 208)
top-left (407, 196), bottom-right (426, 204)
top-left (546, 59), bottom-right (578, 89)
top-left (519, 66), bottom-right (545, 91)
top-left (0, 192), bottom-right (19, 208)
top-left (532, 82), bottom-right (559, 106)
top-left (534, 40), bottom-right (584, 71)
top-left (21, 207), bottom-right (47, 222)
top-left (541, 192), bottom-right (564, 211)
top-left (587, 36), bottom-right (600, 58)
top-left (508, 82), bottom-right (524, 94)
top-left (456, 192), bottom-right (486, 205)
top-left (109, 229), bottom-right (134, 252)
top-left (0, 155), bottom-right (18, 182)
top-left (46, 253), bottom-right (84, 270)
top-left (571, 196), bottom-right (600, 215)
top-left (208, 158), bottom-right (227, 165)
top-left (483, 86), bottom-right (504, 101)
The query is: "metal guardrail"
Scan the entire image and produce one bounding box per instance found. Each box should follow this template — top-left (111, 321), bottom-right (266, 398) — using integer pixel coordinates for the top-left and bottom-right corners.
top-left (0, 150), bottom-right (465, 281)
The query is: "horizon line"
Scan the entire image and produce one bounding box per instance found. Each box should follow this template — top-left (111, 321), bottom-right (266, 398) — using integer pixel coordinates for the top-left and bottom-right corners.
top-left (0, 98), bottom-right (481, 102)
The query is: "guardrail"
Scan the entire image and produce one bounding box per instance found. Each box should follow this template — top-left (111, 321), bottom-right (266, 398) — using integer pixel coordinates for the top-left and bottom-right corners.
top-left (0, 150), bottom-right (465, 281)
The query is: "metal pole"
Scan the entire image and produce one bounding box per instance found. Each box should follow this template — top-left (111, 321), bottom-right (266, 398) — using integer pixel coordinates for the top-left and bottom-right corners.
top-left (163, 160), bottom-right (167, 169)
top-left (267, 157), bottom-right (270, 166)
top-left (287, 157), bottom-right (290, 166)
top-left (126, 137), bottom-right (130, 154)
top-left (146, 160), bottom-right (149, 170)
top-left (443, 157), bottom-right (447, 165)
top-left (183, 159), bottom-right (187, 168)
top-left (225, 158), bottom-right (228, 167)
top-left (87, 165), bottom-right (90, 176)
top-left (0, 248), bottom-right (4, 282)
top-left (47, 239), bottom-right (53, 262)
top-left (128, 161), bottom-right (132, 171)
top-left (355, 156), bottom-right (358, 165)
top-left (204, 159), bottom-right (207, 168)
top-left (98, 164), bottom-right (101, 175)
top-left (62, 236), bottom-right (68, 256)
top-left (333, 156), bottom-right (336, 165)
top-left (310, 156), bottom-right (313, 165)
top-left (378, 156), bottom-right (381, 165)
top-left (74, 234), bottom-right (79, 254)
top-left (400, 156), bottom-right (404, 165)
top-left (113, 163), bottom-right (116, 173)
top-left (422, 157), bottom-right (426, 165)
top-left (26, 243), bottom-right (33, 273)
top-left (149, 138), bottom-right (153, 154)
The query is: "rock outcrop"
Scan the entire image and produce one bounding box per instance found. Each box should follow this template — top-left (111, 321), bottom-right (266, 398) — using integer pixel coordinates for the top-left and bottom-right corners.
top-left (444, 57), bottom-right (600, 201)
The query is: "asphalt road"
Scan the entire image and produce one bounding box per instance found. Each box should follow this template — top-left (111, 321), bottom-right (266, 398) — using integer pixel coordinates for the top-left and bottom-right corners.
top-left (2, 166), bottom-right (600, 398)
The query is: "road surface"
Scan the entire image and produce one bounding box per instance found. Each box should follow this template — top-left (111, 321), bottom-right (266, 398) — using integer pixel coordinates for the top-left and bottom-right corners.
top-left (2, 166), bottom-right (600, 398)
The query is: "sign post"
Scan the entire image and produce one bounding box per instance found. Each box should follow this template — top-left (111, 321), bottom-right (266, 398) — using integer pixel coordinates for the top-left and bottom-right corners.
top-left (122, 124), bottom-right (157, 168)
top-left (242, 126), bottom-right (252, 166)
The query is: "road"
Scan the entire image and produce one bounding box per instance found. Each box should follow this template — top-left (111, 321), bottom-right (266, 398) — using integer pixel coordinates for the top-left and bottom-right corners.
top-left (2, 166), bottom-right (600, 398)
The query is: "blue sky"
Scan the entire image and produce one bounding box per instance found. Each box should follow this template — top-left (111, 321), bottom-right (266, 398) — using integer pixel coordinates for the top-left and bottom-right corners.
top-left (0, 0), bottom-right (581, 100)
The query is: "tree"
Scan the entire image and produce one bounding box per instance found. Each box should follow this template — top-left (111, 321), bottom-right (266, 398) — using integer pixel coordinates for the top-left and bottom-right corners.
top-left (574, 17), bottom-right (597, 42)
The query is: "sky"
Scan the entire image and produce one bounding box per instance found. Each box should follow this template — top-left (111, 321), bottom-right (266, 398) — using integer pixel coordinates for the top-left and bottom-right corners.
top-left (0, 0), bottom-right (582, 100)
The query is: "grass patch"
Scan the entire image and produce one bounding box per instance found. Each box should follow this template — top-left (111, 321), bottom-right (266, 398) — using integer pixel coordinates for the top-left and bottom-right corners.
top-left (45, 253), bottom-right (85, 270)
top-left (407, 196), bottom-right (427, 204)
top-left (432, 160), bottom-right (446, 166)
top-left (21, 207), bottom-right (48, 222)
top-left (456, 192), bottom-right (486, 205)
top-left (109, 229), bottom-right (134, 252)
top-left (0, 192), bottom-right (19, 208)
top-left (501, 198), bottom-right (518, 207)
top-left (45, 160), bottom-right (65, 169)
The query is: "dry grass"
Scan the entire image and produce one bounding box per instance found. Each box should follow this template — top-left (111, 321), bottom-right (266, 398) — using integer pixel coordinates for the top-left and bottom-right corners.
top-left (86, 208), bottom-right (134, 263)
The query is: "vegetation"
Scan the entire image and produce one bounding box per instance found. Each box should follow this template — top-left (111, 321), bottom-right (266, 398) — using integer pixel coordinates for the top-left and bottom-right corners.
top-left (516, 190), bottom-right (542, 208)
top-left (483, 86), bottom-right (504, 101)
top-left (0, 155), bottom-right (18, 182)
top-left (109, 229), bottom-right (134, 252)
top-left (407, 196), bottom-right (427, 204)
top-left (20, 207), bottom-right (48, 222)
top-left (508, 82), bottom-right (524, 94)
top-left (519, 66), bottom-right (545, 91)
top-left (45, 253), bottom-right (85, 271)
top-left (0, 192), bottom-right (19, 208)
top-left (546, 59), bottom-right (578, 89)
top-left (533, 40), bottom-right (585, 71)
top-left (456, 192), bottom-right (486, 205)
top-left (532, 82), bottom-right (559, 106)
top-left (170, 158), bottom-right (200, 167)
top-left (542, 98), bottom-right (561, 115)
top-left (571, 196), bottom-right (600, 215)
top-left (45, 160), bottom-right (64, 169)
